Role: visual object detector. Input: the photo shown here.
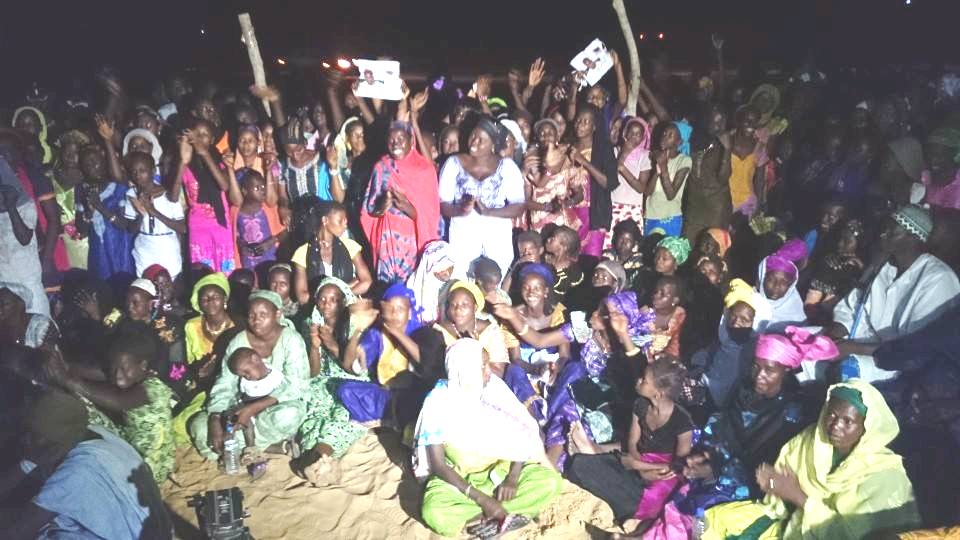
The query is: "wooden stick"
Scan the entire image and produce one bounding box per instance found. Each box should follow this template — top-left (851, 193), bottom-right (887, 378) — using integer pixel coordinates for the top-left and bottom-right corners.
top-left (611, 0), bottom-right (642, 116)
top-left (238, 13), bottom-right (271, 118)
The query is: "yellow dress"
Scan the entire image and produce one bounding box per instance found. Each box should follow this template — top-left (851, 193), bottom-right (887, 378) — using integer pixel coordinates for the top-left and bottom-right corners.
top-left (729, 153), bottom-right (757, 210)
top-left (54, 178), bottom-right (88, 269)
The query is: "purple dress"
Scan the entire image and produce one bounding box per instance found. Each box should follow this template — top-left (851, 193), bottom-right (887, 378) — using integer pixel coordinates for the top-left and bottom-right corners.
top-left (237, 208), bottom-right (276, 269)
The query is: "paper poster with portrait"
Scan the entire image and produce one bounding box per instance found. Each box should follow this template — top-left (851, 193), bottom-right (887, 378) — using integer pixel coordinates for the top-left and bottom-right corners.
top-left (570, 39), bottom-right (613, 88)
top-left (353, 59), bottom-right (404, 101)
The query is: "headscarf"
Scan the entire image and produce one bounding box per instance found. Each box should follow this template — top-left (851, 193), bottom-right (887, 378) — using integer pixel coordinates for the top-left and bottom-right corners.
top-left (674, 119), bottom-right (693, 156)
top-left (382, 281), bottom-right (423, 333)
top-left (887, 137), bottom-right (925, 183)
top-left (706, 227), bottom-right (732, 257)
top-left (129, 278), bottom-right (157, 298)
top-left (757, 253), bottom-right (806, 326)
top-left (122, 128), bottom-right (163, 165)
top-left (755, 326), bottom-right (839, 369)
top-left (830, 385), bottom-right (868, 417)
top-left (249, 289), bottom-right (284, 311)
top-left (412, 338), bottom-right (546, 478)
top-left (11, 106), bottom-right (52, 164)
top-left (518, 262), bottom-right (556, 288)
top-left (498, 118), bottom-right (527, 154)
top-left (658, 236), bottom-right (692, 266)
top-left (334, 116), bottom-right (362, 171)
top-left (406, 240), bottom-right (456, 324)
top-left (624, 117), bottom-right (651, 151)
top-left (533, 118), bottom-right (559, 139)
top-left (581, 105), bottom-right (620, 231)
top-left (142, 264), bottom-right (168, 281)
top-left (926, 127), bottom-right (960, 164)
top-left (749, 84), bottom-right (781, 126)
top-left (758, 380), bottom-right (919, 537)
top-left (891, 204), bottom-right (933, 242)
top-left (724, 278), bottom-right (773, 330)
top-left (314, 276), bottom-right (358, 307)
top-left (190, 272), bottom-right (230, 312)
top-left (605, 291), bottom-right (651, 341)
top-left (448, 280), bottom-right (485, 314)
top-left (475, 117), bottom-right (506, 153)
top-left (594, 260), bottom-right (627, 293)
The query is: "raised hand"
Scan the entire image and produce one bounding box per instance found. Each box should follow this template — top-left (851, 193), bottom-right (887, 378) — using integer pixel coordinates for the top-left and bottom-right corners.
top-left (711, 34), bottom-right (725, 51)
top-left (94, 114), bottom-right (115, 141)
top-left (326, 144), bottom-right (338, 170)
top-left (221, 150), bottom-right (236, 169)
top-left (410, 89), bottom-right (429, 114)
top-left (474, 74), bottom-right (493, 100)
top-left (528, 58), bottom-right (546, 88)
top-left (249, 84), bottom-right (280, 102)
top-left (609, 49), bottom-right (620, 68)
top-left (178, 132), bottom-right (194, 163)
top-left (508, 69), bottom-right (522, 91)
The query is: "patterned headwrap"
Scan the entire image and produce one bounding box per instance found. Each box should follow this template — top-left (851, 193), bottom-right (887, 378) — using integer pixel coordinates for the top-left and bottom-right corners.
top-left (190, 272), bottom-right (230, 312)
top-left (605, 291), bottom-right (657, 342)
top-left (755, 326), bottom-right (839, 369)
top-left (657, 236), bottom-right (692, 266)
top-left (891, 204), bottom-right (933, 242)
top-left (314, 276), bottom-right (358, 307)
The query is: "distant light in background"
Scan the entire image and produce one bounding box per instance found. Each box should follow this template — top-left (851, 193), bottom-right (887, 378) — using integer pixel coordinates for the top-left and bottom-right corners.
top-left (336, 58), bottom-right (351, 70)
top-left (277, 58), bottom-right (287, 65)
top-left (658, 32), bottom-right (664, 40)
top-left (905, 0), bottom-right (911, 4)
top-left (321, 61), bottom-right (331, 69)
top-left (639, 33), bottom-right (645, 40)
top-left (200, 28), bottom-right (206, 35)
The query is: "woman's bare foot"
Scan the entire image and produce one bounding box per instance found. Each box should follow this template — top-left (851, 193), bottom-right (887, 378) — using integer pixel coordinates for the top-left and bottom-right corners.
top-left (569, 422), bottom-right (601, 455)
top-left (612, 518), bottom-right (652, 539)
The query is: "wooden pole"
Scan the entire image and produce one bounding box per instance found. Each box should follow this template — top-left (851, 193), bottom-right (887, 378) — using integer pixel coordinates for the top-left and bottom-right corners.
top-left (611, 0), bottom-right (642, 116)
top-left (238, 13), bottom-right (272, 118)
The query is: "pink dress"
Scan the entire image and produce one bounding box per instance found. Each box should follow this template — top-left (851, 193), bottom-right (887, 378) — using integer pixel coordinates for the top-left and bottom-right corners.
top-left (183, 167), bottom-right (236, 274)
top-left (923, 170), bottom-right (960, 210)
top-left (526, 159), bottom-right (587, 232)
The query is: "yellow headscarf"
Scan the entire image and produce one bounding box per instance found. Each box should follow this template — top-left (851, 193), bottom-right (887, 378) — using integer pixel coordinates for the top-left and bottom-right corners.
top-left (760, 380), bottom-right (920, 537)
top-left (449, 280), bottom-right (486, 313)
top-left (190, 273), bottom-right (230, 312)
top-left (12, 106), bottom-right (52, 164)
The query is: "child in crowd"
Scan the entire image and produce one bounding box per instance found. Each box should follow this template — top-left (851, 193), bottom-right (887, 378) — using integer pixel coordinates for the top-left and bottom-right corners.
top-left (120, 151), bottom-right (185, 279)
top-left (225, 161), bottom-right (285, 271)
top-left (227, 347), bottom-right (285, 456)
top-left (503, 230), bottom-right (545, 299)
top-left (640, 276), bottom-right (686, 359)
top-left (805, 218), bottom-right (866, 321)
top-left (76, 144), bottom-right (135, 280)
top-left (469, 255), bottom-right (510, 306)
top-left (567, 357), bottom-right (694, 537)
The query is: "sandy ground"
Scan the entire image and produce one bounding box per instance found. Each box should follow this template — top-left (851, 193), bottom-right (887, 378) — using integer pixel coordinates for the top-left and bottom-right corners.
top-left (162, 430), bottom-right (619, 539)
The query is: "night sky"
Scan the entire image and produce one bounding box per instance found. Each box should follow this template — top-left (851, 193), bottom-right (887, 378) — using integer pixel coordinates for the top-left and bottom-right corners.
top-left (1, 0), bottom-right (954, 102)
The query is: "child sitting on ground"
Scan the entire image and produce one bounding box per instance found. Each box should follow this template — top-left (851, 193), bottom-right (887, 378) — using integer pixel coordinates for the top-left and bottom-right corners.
top-left (567, 357), bottom-right (694, 538)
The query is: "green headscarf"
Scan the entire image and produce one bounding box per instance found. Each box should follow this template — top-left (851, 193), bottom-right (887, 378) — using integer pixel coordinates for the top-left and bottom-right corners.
top-left (829, 386), bottom-right (868, 418)
top-left (190, 272), bottom-right (230, 312)
top-left (249, 289), bottom-right (284, 311)
top-left (657, 236), bottom-right (692, 266)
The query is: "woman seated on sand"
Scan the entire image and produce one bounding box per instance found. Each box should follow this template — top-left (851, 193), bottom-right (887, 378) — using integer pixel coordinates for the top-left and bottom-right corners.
top-left (189, 290), bottom-right (309, 464)
top-left (701, 380), bottom-right (921, 540)
top-left (414, 338), bottom-right (562, 538)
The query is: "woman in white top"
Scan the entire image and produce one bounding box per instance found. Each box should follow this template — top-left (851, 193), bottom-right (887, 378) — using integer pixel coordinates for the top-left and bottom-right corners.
top-left (439, 117), bottom-right (525, 277)
top-left (120, 152), bottom-right (185, 278)
top-left (608, 117), bottom-right (653, 247)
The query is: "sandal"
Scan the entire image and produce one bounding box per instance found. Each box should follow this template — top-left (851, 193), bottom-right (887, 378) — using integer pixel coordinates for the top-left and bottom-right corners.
top-left (466, 518), bottom-right (499, 539)
top-left (493, 514), bottom-right (530, 538)
top-left (282, 439), bottom-right (302, 459)
top-left (247, 460), bottom-right (268, 480)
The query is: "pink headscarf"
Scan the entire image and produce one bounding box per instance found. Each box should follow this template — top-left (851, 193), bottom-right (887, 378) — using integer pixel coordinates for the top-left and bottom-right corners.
top-left (755, 326), bottom-right (838, 369)
top-left (764, 239), bottom-right (809, 281)
top-left (624, 117), bottom-right (651, 151)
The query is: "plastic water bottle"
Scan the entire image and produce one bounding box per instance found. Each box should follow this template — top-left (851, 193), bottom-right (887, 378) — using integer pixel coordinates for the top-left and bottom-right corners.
top-left (222, 424), bottom-right (241, 475)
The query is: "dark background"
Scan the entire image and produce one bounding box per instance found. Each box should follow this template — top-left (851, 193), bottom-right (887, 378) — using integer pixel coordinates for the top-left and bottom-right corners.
top-left (1, 0), bottom-right (954, 102)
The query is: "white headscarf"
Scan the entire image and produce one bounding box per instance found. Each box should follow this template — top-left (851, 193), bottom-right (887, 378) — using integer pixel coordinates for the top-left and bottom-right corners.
top-left (122, 128), bottom-right (163, 167)
top-left (756, 258), bottom-right (807, 327)
top-left (412, 338), bottom-right (545, 478)
top-left (406, 240), bottom-right (456, 325)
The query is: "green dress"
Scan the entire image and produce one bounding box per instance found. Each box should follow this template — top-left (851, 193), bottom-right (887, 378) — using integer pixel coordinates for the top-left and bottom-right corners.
top-left (121, 377), bottom-right (176, 484)
top-left (298, 322), bottom-right (369, 458)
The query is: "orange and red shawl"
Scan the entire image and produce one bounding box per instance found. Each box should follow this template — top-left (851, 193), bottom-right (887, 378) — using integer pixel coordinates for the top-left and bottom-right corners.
top-left (360, 148), bottom-right (439, 282)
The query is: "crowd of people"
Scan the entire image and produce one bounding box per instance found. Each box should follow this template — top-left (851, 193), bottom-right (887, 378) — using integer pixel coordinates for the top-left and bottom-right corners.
top-left (3, 36), bottom-right (960, 539)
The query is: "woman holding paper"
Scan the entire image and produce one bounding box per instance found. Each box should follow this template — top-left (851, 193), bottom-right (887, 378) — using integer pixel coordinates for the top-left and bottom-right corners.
top-left (439, 117), bottom-right (525, 277)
